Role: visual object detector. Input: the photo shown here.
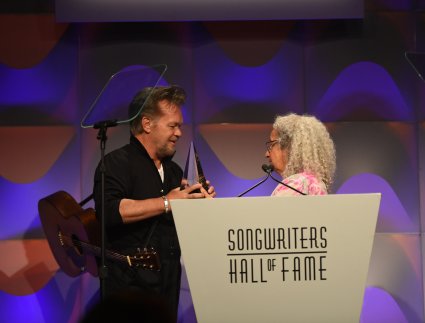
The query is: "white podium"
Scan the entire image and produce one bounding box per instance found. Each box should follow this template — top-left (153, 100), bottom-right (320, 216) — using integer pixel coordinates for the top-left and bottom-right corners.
top-left (171, 194), bottom-right (380, 323)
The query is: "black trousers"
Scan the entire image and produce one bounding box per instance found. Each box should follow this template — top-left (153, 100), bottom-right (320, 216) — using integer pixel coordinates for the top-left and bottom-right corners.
top-left (102, 243), bottom-right (182, 322)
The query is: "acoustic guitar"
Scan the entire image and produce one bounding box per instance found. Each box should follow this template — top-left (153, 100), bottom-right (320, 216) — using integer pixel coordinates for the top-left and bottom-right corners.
top-left (38, 191), bottom-right (160, 277)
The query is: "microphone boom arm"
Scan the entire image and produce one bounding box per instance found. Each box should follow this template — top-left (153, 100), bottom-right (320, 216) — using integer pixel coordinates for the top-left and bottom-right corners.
top-left (263, 164), bottom-right (306, 196)
top-left (237, 173), bottom-right (271, 197)
top-left (236, 164), bottom-right (307, 197)
top-left (269, 173), bottom-right (306, 195)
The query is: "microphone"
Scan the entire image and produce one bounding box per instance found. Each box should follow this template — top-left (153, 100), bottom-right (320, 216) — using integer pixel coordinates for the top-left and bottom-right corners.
top-left (237, 165), bottom-right (272, 197)
top-left (262, 164), bottom-right (307, 196)
top-left (262, 164), bottom-right (273, 174)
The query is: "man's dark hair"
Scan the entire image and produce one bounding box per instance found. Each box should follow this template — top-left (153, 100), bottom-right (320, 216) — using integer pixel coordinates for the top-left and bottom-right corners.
top-left (129, 85), bottom-right (186, 135)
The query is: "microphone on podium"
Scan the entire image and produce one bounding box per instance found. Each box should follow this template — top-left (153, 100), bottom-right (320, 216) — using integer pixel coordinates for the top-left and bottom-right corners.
top-left (262, 164), bottom-right (307, 195)
top-left (237, 164), bottom-right (272, 197)
top-left (261, 164), bottom-right (273, 174)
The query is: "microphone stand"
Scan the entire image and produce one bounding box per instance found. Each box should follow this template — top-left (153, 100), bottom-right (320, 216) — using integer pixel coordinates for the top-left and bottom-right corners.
top-left (262, 164), bottom-right (306, 195)
top-left (236, 164), bottom-right (307, 197)
top-left (237, 172), bottom-right (271, 197)
top-left (269, 173), bottom-right (307, 195)
top-left (93, 119), bottom-right (117, 302)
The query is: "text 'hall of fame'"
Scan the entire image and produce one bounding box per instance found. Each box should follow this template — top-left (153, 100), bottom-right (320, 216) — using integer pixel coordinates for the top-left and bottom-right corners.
top-left (227, 226), bottom-right (328, 283)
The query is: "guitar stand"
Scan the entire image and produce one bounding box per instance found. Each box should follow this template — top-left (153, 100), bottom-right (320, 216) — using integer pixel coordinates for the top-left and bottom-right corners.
top-left (93, 119), bottom-right (117, 302)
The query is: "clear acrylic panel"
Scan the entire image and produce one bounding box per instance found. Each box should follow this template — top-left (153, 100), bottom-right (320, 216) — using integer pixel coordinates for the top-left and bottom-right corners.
top-left (81, 64), bottom-right (167, 128)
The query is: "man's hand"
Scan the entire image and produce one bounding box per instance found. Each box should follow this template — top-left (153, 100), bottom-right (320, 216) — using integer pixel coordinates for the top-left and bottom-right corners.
top-left (201, 180), bottom-right (216, 198)
top-left (178, 179), bottom-right (216, 198)
top-left (168, 183), bottom-right (205, 200)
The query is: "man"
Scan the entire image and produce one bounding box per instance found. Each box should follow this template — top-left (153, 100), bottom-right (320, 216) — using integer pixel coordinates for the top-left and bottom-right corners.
top-left (93, 85), bottom-right (215, 321)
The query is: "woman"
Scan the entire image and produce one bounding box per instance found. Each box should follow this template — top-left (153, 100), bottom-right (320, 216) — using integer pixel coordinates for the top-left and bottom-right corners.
top-left (265, 113), bottom-right (336, 196)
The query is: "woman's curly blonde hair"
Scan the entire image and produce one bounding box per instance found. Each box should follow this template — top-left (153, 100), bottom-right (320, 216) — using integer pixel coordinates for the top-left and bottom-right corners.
top-left (273, 113), bottom-right (336, 191)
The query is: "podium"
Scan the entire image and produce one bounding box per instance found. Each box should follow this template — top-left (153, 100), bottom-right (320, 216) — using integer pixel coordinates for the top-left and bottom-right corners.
top-left (171, 194), bottom-right (380, 323)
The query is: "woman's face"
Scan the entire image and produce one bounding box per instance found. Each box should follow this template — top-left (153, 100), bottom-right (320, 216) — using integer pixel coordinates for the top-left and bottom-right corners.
top-left (265, 129), bottom-right (288, 175)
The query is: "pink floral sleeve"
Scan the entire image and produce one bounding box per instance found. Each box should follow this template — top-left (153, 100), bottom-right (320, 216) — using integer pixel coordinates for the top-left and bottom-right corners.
top-left (271, 172), bottom-right (327, 196)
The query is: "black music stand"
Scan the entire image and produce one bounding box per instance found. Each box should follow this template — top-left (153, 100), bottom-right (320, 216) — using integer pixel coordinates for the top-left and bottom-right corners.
top-left (81, 64), bottom-right (168, 301)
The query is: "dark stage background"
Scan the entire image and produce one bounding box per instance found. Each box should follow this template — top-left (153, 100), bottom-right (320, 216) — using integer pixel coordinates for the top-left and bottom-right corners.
top-left (0, 0), bottom-right (424, 322)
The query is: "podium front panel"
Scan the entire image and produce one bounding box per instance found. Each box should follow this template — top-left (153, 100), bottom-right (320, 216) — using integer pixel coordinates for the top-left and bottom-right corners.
top-left (171, 194), bottom-right (380, 323)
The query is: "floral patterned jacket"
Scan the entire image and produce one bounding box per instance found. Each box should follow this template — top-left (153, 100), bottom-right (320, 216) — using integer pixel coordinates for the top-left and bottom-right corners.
top-left (271, 172), bottom-right (327, 196)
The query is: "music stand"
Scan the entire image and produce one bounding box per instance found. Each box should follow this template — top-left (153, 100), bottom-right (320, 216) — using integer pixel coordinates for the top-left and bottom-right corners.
top-left (81, 64), bottom-right (168, 301)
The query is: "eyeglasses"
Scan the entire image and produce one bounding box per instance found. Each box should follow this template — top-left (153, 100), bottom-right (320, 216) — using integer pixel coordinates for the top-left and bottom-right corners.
top-left (265, 140), bottom-right (279, 152)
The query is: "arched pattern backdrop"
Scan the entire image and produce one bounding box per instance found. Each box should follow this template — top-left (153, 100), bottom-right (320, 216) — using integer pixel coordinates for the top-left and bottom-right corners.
top-left (0, 1), bottom-right (425, 322)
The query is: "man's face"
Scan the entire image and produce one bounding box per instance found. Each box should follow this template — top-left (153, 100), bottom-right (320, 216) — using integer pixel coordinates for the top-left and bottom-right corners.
top-left (150, 99), bottom-right (183, 159)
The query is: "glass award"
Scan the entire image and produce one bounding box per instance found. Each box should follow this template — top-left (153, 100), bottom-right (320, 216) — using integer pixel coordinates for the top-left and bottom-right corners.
top-left (183, 141), bottom-right (209, 192)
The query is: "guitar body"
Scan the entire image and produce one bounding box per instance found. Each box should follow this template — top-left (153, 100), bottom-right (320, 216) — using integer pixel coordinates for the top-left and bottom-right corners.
top-left (39, 191), bottom-right (161, 277)
top-left (38, 191), bottom-right (100, 277)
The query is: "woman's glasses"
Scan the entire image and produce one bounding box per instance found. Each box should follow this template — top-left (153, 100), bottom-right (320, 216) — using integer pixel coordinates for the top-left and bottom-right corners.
top-left (265, 140), bottom-right (279, 152)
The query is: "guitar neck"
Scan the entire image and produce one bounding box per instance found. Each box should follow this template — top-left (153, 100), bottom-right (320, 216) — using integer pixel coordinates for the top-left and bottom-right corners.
top-left (60, 233), bottom-right (129, 264)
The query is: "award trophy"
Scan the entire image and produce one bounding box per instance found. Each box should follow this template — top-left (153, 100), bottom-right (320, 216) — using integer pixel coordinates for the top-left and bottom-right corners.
top-left (182, 141), bottom-right (209, 193)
